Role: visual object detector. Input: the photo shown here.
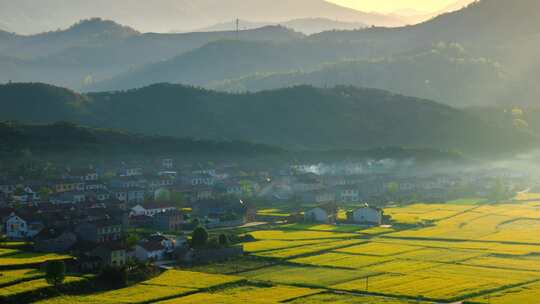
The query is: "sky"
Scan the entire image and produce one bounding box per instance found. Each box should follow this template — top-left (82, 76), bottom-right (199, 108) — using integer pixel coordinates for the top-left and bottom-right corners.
top-left (327, 0), bottom-right (463, 13)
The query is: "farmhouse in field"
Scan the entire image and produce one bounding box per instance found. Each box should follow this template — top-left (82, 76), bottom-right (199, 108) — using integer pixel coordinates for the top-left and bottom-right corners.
top-left (348, 204), bottom-right (383, 225)
top-left (304, 204), bottom-right (337, 223)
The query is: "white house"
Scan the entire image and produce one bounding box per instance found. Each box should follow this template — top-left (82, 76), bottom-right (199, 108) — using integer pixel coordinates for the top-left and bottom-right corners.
top-left (350, 205), bottom-right (383, 225)
top-left (135, 234), bottom-right (174, 262)
top-left (130, 203), bottom-right (176, 217)
top-left (12, 186), bottom-right (40, 203)
top-left (336, 187), bottom-right (360, 203)
top-left (5, 213), bottom-right (44, 239)
top-left (304, 205), bottom-right (337, 224)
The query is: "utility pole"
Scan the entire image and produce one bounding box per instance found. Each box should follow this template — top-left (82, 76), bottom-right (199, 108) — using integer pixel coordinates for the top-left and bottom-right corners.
top-left (365, 275), bottom-right (369, 292)
top-left (235, 18), bottom-right (239, 40)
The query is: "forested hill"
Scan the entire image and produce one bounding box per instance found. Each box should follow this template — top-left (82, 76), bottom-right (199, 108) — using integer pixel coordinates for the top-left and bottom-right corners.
top-left (0, 121), bottom-right (284, 159)
top-left (0, 82), bottom-right (536, 155)
top-left (209, 43), bottom-right (506, 107)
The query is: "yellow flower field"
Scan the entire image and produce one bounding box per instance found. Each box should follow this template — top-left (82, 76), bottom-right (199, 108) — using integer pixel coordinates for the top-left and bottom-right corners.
top-left (290, 292), bottom-right (430, 303)
top-left (0, 277), bottom-right (85, 298)
top-left (334, 263), bottom-right (538, 301)
top-left (469, 280), bottom-right (540, 304)
top-left (244, 239), bottom-right (323, 253)
top-left (384, 203), bottom-right (474, 224)
top-left (463, 255), bottom-right (540, 272)
top-left (36, 284), bottom-right (195, 304)
top-left (250, 230), bottom-right (357, 241)
top-left (254, 239), bottom-right (362, 259)
top-left (242, 265), bottom-right (377, 287)
top-left (157, 285), bottom-right (321, 304)
top-left (395, 247), bottom-right (485, 263)
top-left (335, 241), bottom-right (421, 256)
top-left (0, 252), bottom-right (71, 267)
top-left (142, 270), bottom-right (242, 289)
top-left (0, 268), bottom-right (44, 286)
top-left (291, 252), bottom-right (391, 269)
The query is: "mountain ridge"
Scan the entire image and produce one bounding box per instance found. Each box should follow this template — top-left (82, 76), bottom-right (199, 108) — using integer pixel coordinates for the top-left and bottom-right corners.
top-left (0, 0), bottom-right (404, 35)
top-left (0, 82), bottom-right (535, 155)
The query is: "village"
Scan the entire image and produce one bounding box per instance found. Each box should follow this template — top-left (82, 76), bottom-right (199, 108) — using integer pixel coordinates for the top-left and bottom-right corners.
top-left (0, 157), bottom-right (530, 272)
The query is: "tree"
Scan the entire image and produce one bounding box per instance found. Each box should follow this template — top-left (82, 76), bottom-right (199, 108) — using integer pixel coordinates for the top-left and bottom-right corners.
top-left (126, 233), bottom-right (140, 248)
top-left (218, 234), bottom-right (230, 247)
top-left (98, 266), bottom-right (127, 288)
top-left (191, 227), bottom-right (208, 248)
top-left (39, 187), bottom-right (53, 201)
top-left (45, 260), bottom-right (66, 288)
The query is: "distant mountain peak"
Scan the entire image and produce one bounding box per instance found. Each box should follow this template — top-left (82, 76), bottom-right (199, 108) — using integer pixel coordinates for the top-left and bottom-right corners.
top-left (62, 18), bottom-right (140, 36)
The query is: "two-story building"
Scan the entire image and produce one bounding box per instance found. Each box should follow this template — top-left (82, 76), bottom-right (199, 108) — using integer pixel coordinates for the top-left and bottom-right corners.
top-left (5, 213), bottom-right (44, 239)
top-left (75, 220), bottom-right (123, 243)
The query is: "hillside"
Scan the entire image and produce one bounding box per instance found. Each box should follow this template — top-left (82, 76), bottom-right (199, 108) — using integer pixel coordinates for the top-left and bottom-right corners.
top-left (0, 20), bottom-right (303, 89)
top-left (0, 121), bottom-right (283, 160)
top-left (0, 19), bottom-right (140, 58)
top-left (90, 39), bottom-right (341, 91)
top-left (88, 0), bottom-right (540, 106)
top-left (0, 0), bottom-right (403, 35)
top-left (0, 82), bottom-right (535, 155)
top-left (312, 0), bottom-right (540, 60)
top-left (210, 43), bottom-right (507, 107)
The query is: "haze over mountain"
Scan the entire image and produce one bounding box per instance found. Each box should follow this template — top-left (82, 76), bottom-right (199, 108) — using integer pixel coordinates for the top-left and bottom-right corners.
top-left (0, 19), bottom-right (303, 89)
top-left (91, 0), bottom-right (540, 106)
top-left (209, 43), bottom-right (506, 107)
top-left (0, 82), bottom-right (535, 156)
top-left (392, 0), bottom-right (477, 24)
top-left (193, 18), bottom-right (367, 35)
top-left (0, 0), bottom-right (403, 35)
top-left (1, 0), bottom-right (539, 108)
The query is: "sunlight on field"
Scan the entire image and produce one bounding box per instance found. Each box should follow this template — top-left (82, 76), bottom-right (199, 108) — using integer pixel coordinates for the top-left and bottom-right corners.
top-left (142, 270), bottom-right (242, 289)
top-left (254, 239), bottom-right (362, 259)
top-left (470, 280), bottom-right (540, 304)
top-left (289, 292), bottom-right (427, 303)
top-left (336, 241), bottom-right (421, 256)
top-left (242, 265), bottom-right (377, 287)
top-left (36, 284), bottom-right (196, 304)
top-left (0, 277), bottom-right (85, 298)
top-left (0, 252), bottom-right (71, 267)
top-left (250, 230), bottom-right (357, 241)
top-left (157, 285), bottom-right (321, 304)
top-left (244, 239), bottom-right (323, 253)
top-left (385, 203), bottom-right (474, 224)
top-left (36, 271), bottom-right (239, 304)
top-left (0, 268), bottom-right (44, 285)
top-left (291, 252), bottom-right (390, 269)
top-left (5, 201), bottom-right (540, 304)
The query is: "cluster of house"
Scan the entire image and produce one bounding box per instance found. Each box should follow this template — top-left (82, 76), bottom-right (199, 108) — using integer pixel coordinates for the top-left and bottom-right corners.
top-left (266, 166), bottom-right (530, 204)
top-left (0, 159), bottom-right (265, 268)
top-left (0, 157), bottom-right (531, 268)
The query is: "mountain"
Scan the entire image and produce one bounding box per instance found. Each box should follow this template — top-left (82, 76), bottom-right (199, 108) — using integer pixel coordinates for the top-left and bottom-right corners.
top-left (90, 39), bottom-right (344, 91)
top-left (311, 0), bottom-right (540, 60)
top-left (0, 0), bottom-right (404, 35)
top-left (0, 121), bottom-right (283, 160)
top-left (210, 43), bottom-right (507, 107)
top-left (0, 82), bottom-right (535, 155)
top-left (196, 18), bottom-right (366, 35)
top-left (0, 20), bottom-right (304, 89)
top-left (0, 19), bottom-right (139, 58)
